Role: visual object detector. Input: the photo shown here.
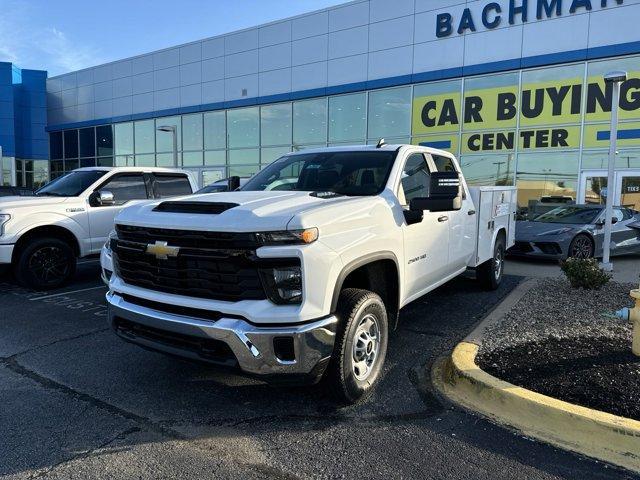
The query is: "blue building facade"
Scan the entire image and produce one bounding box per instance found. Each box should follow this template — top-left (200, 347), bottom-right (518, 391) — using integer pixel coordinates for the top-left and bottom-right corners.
top-left (0, 62), bottom-right (48, 187)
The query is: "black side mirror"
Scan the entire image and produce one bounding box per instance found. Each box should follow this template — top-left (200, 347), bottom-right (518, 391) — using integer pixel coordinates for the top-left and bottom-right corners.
top-left (409, 172), bottom-right (462, 213)
top-left (228, 176), bottom-right (241, 191)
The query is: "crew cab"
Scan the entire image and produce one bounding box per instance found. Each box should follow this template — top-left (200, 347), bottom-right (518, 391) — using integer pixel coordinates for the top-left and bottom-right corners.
top-left (0, 167), bottom-right (197, 289)
top-left (103, 144), bottom-right (515, 403)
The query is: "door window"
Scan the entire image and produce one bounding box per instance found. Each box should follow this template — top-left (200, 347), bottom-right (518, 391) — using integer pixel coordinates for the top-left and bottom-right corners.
top-left (399, 153), bottom-right (431, 206)
top-left (154, 174), bottom-right (192, 198)
top-left (621, 177), bottom-right (640, 211)
top-left (431, 154), bottom-right (456, 173)
top-left (99, 174), bottom-right (148, 205)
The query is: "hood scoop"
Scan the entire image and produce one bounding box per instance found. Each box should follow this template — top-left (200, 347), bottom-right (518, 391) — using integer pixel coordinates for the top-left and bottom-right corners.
top-left (153, 201), bottom-right (239, 214)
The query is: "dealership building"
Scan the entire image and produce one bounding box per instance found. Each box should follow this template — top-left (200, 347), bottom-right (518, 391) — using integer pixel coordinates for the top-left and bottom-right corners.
top-left (1, 0), bottom-right (639, 211)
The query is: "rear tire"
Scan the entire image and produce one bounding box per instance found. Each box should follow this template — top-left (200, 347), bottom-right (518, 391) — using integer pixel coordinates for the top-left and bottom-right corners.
top-left (323, 288), bottom-right (388, 404)
top-left (14, 237), bottom-right (76, 290)
top-left (477, 234), bottom-right (505, 290)
top-left (568, 233), bottom-right (594, 259)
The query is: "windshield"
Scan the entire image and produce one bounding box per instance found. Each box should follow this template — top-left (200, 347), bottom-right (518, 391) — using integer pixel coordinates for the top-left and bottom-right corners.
top-left (533, 206), bottom-right (602, 224)
top-left (241, 150), bottom-right (397, 196)
top-left (197, 183), bottom-right (228, 194)
top-left (35, 170), bottom-right (108, 197)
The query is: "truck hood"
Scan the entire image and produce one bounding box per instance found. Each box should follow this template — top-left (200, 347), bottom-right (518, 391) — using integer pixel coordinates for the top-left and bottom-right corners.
top-left (0, 195), bottom-right (70, 211)
top-left (115, 190), bottom-right (360, 232)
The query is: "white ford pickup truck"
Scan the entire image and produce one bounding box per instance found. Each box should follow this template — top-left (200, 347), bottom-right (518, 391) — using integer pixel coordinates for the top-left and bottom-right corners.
top-left (0, 167), bottom-right (197, 289)
top-left (103, 144), bottom-right (516, 403)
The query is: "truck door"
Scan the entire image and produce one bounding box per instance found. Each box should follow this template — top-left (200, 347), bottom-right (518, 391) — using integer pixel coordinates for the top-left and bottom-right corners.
top-left (399, 153), bottom-right (451, 299)
top-left (87, 173), bottom-right (152, 252)
top-left (431, 153), bottom-right (476, 271)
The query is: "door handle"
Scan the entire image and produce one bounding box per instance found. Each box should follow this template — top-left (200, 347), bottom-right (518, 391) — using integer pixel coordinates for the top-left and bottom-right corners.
top-left (468, 209), bottom-right (476, 215)
top-left (438, 215), bottom-right (449, 222)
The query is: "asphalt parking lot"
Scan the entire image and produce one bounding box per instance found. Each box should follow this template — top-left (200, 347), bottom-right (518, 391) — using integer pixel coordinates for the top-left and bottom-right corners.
top-left (0, 262), bottom-right (635, 479)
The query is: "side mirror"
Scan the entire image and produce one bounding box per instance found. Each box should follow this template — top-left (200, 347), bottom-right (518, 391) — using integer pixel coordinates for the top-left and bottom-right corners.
top-left (90, 190), bottom-right (115, 207)
top-left (409, 172), bottom-right (462, 213)
top-left (228, 176), bottom-right (241, 191)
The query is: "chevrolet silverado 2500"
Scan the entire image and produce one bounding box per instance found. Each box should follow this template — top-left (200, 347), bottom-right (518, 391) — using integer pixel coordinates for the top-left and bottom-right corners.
top-left (0, 167), bottom-right (197, 289)
top-left (103, 144), bottom-right (516, 403)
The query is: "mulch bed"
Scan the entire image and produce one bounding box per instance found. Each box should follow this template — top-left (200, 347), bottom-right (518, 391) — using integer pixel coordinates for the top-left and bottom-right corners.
top-left (476, 278), bottom-right (640, 420)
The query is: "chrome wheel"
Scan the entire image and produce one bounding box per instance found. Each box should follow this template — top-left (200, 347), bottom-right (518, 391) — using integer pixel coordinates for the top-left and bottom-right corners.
top-left (351, 313), bottom-right (381, 381)
top-left (494, 246), bottom-right (504, 281)
top-left (28, 246), bottom-right (70, 285)
top-left (570, 235), bottom-right (593, 259)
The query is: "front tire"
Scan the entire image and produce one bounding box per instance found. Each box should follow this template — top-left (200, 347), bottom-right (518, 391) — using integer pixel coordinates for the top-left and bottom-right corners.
top-left (14, 237), bottom-right (76, 290)
top-left (323, 288), bottom-right (388, 404)
top-left (568, 233), bottom-right (594, 259)
top-left (477, 234), bottom-right (505, 290)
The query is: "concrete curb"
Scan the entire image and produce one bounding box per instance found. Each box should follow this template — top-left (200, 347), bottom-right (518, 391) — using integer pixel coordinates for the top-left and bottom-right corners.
top-left (433, 279), bottom-right (640, 473)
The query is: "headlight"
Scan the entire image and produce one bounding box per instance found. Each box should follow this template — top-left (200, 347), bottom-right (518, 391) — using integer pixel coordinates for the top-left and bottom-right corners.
top-left (255, 228), bottom-right (318, 246)
top-left (0, 214), bottom-right (11, 236)
top-left (536, 227), bottom-right (573, 236)
top-left (104, 230), bottom-right (117, 252)
top-left (260, 265), bottom-right (303, 304)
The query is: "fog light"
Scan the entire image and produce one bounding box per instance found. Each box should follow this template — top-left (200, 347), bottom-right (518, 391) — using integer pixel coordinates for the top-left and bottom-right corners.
top-left (261, 266), bottom-right (302, 304)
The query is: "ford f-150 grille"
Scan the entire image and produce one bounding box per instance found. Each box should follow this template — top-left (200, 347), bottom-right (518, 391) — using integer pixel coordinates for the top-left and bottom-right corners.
top-left (112, 225), bottom-right (298, 302)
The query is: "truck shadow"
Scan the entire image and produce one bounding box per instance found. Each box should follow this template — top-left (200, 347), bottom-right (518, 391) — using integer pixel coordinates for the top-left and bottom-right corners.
top-left (2, 273), bottom-right (621, 478)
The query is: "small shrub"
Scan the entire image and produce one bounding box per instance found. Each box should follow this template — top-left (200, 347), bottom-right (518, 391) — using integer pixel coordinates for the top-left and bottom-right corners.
top-left (560, 257), bottom-right (611, 289)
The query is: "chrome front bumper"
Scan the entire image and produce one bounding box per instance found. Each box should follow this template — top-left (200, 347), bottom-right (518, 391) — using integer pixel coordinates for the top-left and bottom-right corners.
top-left (106, 291), bottom-right (337, 382)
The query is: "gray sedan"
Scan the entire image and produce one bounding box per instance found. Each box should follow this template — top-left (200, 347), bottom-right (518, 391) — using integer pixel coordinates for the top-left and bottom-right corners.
top-left (509, 205), bottom-right (640, 259)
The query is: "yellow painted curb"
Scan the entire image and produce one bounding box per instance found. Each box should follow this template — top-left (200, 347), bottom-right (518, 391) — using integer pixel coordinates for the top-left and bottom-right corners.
top-left (434, 341), bottom-right (640, 473)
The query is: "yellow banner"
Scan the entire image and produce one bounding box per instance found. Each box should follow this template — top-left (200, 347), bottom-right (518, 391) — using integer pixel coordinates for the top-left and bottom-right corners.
top-left (583, 122), bottom-right (640, 149)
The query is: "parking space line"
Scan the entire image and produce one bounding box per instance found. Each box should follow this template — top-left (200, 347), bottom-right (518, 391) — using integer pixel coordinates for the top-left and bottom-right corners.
top-left (29, 285), bottom-right (107, 301)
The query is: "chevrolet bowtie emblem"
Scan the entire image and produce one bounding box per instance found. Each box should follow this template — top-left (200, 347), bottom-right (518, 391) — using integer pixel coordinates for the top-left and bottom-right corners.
top-left (145, 241), bottom-right (180, 260)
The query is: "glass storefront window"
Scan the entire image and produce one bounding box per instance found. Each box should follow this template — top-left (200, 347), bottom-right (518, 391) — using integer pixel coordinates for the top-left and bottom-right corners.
top-left (229, 165), bottom-right (259, 177)
top-left (134, 120), bottom-right (155, 154)
top-left (228, 149), bottom-right (259, 165)
top-left (412, 79), bottom-right (462, 136)
top-left (204, 111), bottom-right (226, 150)
top-left (50, 132), bottom-right (63, 159)
top-left (293, 98), bottom-right (327, 145)
top-left (65, 159), bottom-right (79, 171)
top-left (115, 156), bottom-right (133, 167)
top-left (519, 64), bottom-right (584, 127)
top-left (79, 128), bottom-right (95, 158)
top-left (114, 123), bottom-right (134, 156)
top-left (261, 103), bottom-right (292, 146)
top-left (458, 154), bottom-right (515, 186)
top-left (515, 151), bottom-right (579, 215)
top-left (96, 125), bottom-right (113, 157)
top-left (97, 157), bottom-right (114, 167)
top-left (182, 151), bottom-right (203, 167)
top-left (204, 150), bottom-right (226, 166)
top-left (33, 161), bottom-right (49, 188)
top-left (586, 55), bottom-right (640, 123)
top-left (182, 113), bottom-right (203, 151)
top-left (155, 116), bottom-right (182, 152)
top-left (228, 107), bottom-right (259, 148)
top-left (50, 160), bottom-right (64, 179)
top-left (329, 93), bottom-right (366, 143)
top-left (80, 158), bottom-right (96, 168)
top-left (463, 72), bottom-right (519, 131)
top-left (261, 146), bottom-right (291, 166)
top-left (367, 87), bottom-right (411, 140)
top-left (135, 154), bottom-right (155, 167)
top-left (64, 130), bottom-right (78, 159)
top-left (582, 149), bottom-right (640, 170)
top-left (155, 153), bottom-right (181, 167)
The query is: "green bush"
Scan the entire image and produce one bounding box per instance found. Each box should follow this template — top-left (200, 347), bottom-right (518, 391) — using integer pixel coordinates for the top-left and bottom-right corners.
top-left (560, 258), bottom-right (611, 289)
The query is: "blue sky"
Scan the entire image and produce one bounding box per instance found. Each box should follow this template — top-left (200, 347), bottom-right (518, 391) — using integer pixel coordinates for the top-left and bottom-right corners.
top-left (0, 0), bottom-right (344, 76)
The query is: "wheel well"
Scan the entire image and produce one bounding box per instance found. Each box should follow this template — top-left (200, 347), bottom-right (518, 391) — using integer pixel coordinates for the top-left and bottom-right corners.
top-left (12, 226), bottom-right (80, 263)
top-left (496, 228), bottom-right (506, 245)
top-left (338, 259), bottom-right (399, 327)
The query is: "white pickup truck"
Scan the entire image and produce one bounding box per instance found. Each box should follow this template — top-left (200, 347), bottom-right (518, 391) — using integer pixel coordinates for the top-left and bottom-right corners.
top-left (0, 167), bottom-right (197, 289)
top-left (103, 144), bottom-right (516, 403)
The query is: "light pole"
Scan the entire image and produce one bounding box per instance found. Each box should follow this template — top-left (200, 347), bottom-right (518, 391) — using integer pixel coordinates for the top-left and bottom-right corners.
top-left (602, 70), bottom-right (627, 272)
top-left (157, 125), bottom-right (178, 167)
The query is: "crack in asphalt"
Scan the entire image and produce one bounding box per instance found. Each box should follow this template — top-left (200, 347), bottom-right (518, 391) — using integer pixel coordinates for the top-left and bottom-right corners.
top-left (1, 327), bottom-right (110, 361)
top-left (26, 426), bottom-right (143, 480)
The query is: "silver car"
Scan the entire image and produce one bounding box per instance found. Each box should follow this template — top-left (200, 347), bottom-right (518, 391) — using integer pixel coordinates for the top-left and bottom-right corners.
top-left (509, 205), bottom-right (640, 259)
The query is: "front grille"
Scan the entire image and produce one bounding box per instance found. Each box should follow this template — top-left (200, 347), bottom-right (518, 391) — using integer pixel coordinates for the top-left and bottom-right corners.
top-left (113, 225), bottom-right (298, 302)
top-left (113, 316), bottom-right (237, 365)
top-left (116, 224), bottom-right (260, 249)
top-left (510, 241), bottom-right (534, 254)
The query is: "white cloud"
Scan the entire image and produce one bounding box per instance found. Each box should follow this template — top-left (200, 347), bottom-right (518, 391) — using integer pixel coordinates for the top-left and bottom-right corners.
top-left (0, 1), bottom-right (103, 75)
